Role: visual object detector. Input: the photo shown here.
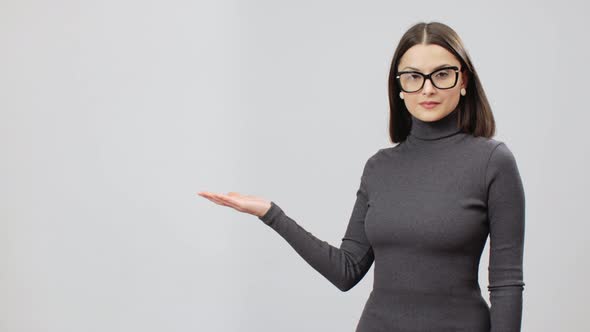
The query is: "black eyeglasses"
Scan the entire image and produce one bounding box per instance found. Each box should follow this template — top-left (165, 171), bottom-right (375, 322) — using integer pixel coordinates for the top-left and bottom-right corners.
top-left (396, 66), bottom-right (461, 93)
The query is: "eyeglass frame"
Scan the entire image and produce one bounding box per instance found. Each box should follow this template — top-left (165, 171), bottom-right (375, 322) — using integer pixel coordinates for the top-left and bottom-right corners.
top-left (395, 66), bottom-right (462, 93)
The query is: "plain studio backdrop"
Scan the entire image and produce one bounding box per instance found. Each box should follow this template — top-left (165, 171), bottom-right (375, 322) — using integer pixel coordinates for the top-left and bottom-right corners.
top-left (1, 0), bottom-right (588, 331)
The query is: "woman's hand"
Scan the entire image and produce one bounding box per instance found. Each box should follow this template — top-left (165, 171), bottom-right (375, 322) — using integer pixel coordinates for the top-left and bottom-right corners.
top-left (197, 191), bottom-right (271, 218)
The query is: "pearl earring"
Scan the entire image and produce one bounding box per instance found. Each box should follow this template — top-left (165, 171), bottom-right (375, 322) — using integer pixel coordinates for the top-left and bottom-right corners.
top-left (399, 92), bottom-right (404, 100)
top-left (460, 88), bottom-right (466, 96)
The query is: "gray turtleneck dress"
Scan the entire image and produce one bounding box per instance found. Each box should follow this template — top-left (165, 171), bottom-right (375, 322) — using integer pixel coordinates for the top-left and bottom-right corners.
top-left (258, 108), bottom-right (526, 332)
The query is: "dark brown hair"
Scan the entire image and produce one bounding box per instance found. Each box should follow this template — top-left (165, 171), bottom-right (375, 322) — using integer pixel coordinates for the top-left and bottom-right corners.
top-left (387, 22), bottom-right (495, 144)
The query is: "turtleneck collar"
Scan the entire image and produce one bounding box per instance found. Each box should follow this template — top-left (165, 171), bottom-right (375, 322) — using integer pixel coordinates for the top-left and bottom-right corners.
top-left (409, 108), bottom-right (462, 140)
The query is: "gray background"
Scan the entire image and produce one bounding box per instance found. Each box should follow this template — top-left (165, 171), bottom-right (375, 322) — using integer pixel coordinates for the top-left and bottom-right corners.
top-left (1, 0), bottom-right (588, 331)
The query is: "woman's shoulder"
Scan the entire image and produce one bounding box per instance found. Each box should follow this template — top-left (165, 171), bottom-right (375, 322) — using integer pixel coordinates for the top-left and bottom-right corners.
top-left (367, 145), bottom-right (400, 163)
top-left (462, 135), bottom-right (521, 173)
top-left (357, 147), bottom-right (392, 175)
top-left (468, 134), bottom-right (504, 147)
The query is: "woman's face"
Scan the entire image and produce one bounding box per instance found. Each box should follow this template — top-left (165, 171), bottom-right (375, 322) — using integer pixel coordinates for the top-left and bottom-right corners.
top-left (397, 44), bottom-right (468, 122)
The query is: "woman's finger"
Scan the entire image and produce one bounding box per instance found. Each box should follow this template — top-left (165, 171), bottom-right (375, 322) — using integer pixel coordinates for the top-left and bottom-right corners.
top-left (214, 193), bottom-right (241, 208)
top-left (199, 192), bottom-right (231, 207)
top-left (198, 192), bottom-right (248, 212)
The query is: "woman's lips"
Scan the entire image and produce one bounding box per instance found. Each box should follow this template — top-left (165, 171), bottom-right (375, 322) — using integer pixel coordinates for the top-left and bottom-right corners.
top-left (420, 102), bottom-right (440, 109)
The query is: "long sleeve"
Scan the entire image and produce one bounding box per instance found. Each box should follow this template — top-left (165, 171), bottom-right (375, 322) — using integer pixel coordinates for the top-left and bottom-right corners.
top-left (485, 142), bottom-right (526, 332)
top-left (258, 157), bottom-right (375, 292)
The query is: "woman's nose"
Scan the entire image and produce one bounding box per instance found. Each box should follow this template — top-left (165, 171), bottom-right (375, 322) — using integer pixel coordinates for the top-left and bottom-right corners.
top-left (422, 78), bottom-right (437, 93)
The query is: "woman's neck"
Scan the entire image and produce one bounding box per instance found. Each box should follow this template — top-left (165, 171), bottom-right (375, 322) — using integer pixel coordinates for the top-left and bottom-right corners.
top-left (408, 108), bottom-right (462, 141)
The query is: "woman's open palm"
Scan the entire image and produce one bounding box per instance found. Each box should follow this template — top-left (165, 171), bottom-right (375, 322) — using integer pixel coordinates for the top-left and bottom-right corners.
top-left (197, 191), bottom-right (271, 218)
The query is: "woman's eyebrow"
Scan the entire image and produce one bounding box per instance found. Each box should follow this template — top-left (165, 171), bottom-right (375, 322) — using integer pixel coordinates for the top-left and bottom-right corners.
top-left (402, 63), bottom-right (452, 71)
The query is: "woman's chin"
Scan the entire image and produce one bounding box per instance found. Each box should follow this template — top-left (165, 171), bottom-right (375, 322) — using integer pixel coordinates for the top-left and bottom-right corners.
top-left (415, 107), bottom-right (448, 121)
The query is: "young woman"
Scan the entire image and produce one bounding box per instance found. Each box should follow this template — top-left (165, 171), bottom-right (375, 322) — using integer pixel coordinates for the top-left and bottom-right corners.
top-left (199, 21), bottom-right (526, 332)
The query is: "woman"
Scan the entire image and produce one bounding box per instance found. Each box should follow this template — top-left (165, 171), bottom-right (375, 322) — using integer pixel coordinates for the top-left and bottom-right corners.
top-left (198, 21), bottom-right (525, 332)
